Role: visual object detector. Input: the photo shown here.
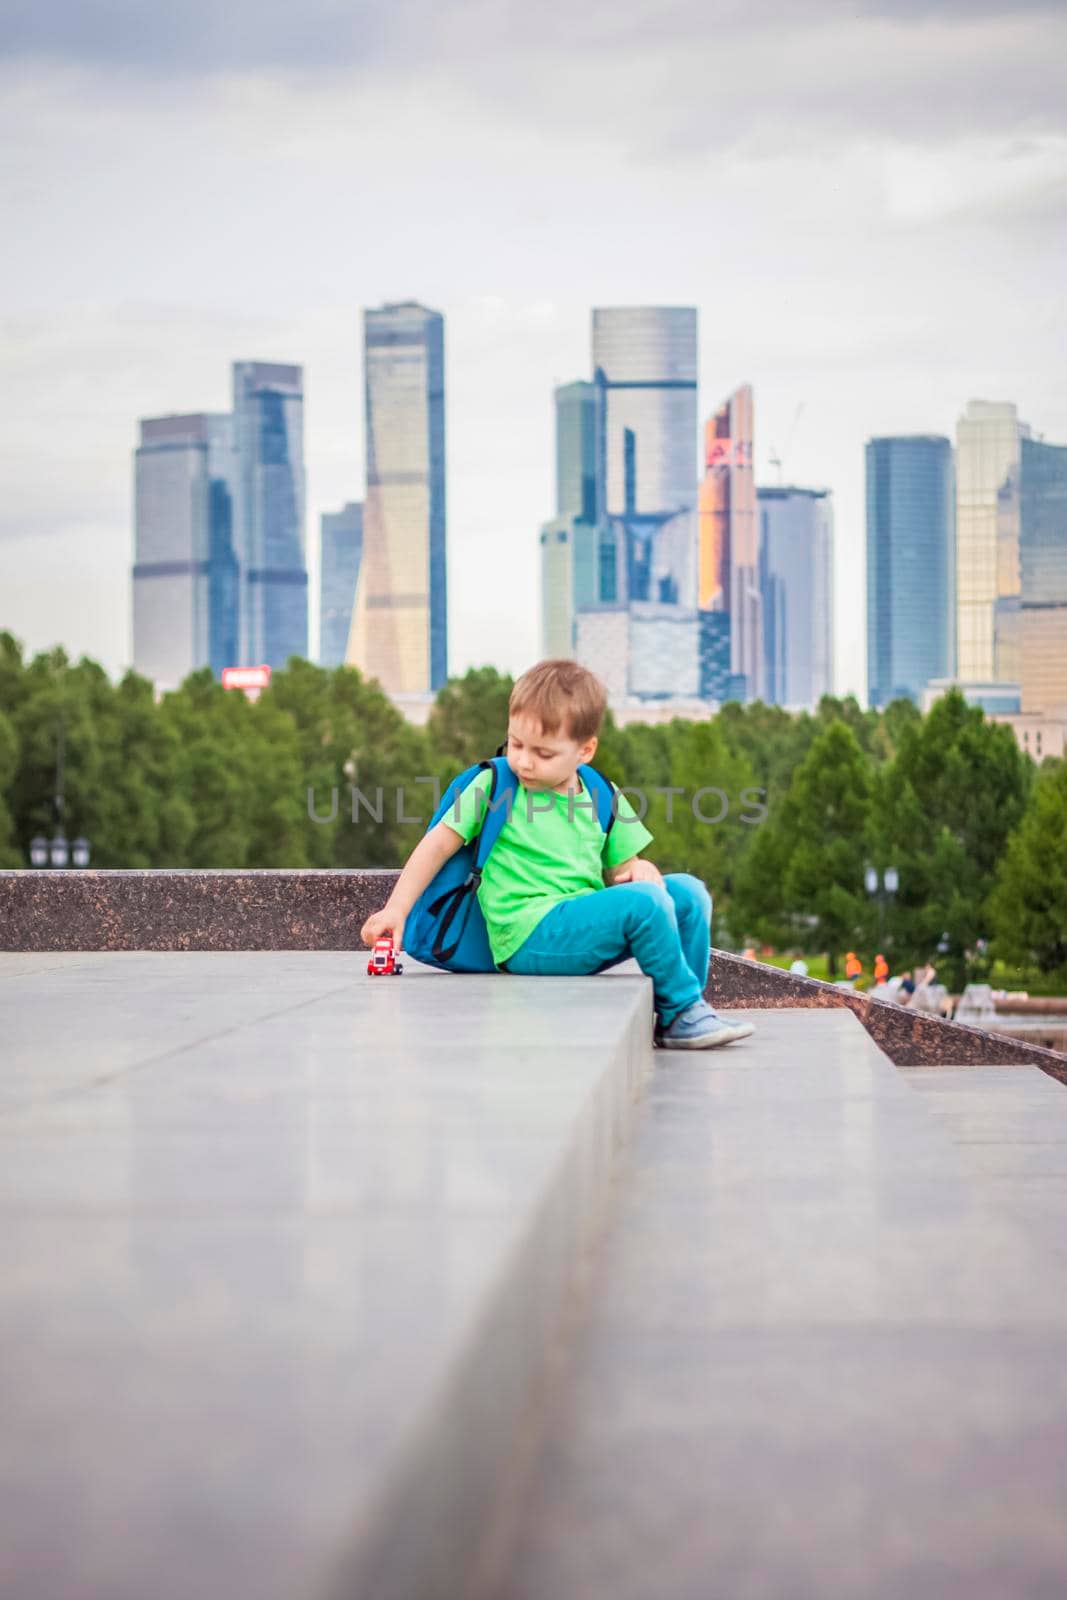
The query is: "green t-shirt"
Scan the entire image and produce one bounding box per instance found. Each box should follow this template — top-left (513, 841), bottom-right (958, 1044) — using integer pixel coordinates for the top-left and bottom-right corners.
top-left (443, 768), bottom-right (654, 965)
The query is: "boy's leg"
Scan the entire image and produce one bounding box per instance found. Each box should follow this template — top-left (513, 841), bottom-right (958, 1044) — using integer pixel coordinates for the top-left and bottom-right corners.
top-left (504, 883), bottom-right (703, 1024)
top-left (663, 873), bottom-right (713, 994)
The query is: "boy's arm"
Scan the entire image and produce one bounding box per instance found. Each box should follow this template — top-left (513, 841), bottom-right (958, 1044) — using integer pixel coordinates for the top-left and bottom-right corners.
top-left (605, 855), bottom-right (665, 887)
top-left (361, 820), bottom-right (466, 950)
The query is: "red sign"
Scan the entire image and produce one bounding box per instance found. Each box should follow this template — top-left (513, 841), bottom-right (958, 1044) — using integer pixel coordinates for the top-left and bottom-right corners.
top-left (222, 666), bottom-right (272, 691)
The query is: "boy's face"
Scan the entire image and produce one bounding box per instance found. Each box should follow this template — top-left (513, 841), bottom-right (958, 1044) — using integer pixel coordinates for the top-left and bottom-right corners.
top-left (507, 711), bottom-right (598, 794)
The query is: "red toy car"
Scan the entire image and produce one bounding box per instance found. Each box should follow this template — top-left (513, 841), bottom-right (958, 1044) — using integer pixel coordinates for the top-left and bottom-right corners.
top-left (367, 935), bottom-right (403, 976)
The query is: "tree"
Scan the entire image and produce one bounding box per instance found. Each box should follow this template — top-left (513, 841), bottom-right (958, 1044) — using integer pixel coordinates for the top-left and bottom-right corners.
top-left (989, 759), bottom-right (1067, 979)
top-left (426, 667), bottom-right (513, 770)
top-left (0, 711), bottom-right (20, 867)
top-left (880, 689), bottom-right (1031, 988)
top-left (732, 721), bottom-right (873, 973)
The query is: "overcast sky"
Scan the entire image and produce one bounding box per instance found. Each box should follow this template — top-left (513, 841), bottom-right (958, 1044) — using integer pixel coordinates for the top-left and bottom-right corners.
top-left (2, 0), bottom-right (1065, 701)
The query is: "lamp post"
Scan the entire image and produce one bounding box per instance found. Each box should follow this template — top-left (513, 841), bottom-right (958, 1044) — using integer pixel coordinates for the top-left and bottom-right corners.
top-left (28, 715), bottom-right (90, 869)
top-left (864, 864), bottom-right (899, 956)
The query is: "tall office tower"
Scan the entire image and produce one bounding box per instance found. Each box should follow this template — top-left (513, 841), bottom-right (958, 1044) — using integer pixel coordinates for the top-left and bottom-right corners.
top-left (1019, 436), bottom-right (1067, 715)
top-left (541, 380), bottom-right (600, 655)
top-left (233, 361), bottom-right (307, 670)
top-left (758, 486), bottom-right (835, 709)
top-left (956, 400), bottom-right (1030, 681)
top-left (866, 436), bottom-right (955, 707)
top-left (575, 602), bottom-right (700, 702)
top-left (347, 302), bottom-right (446, 694)
top-left (133, 413), bottom-right (238, 692)
top-left (698, 385), bottom-right (761, 699)
top-left (592, 307), bottom-right (698, 518)
top-left (319, 502), bottom-right (363, 668)
top-left (555, 380), bottom-right (597, 521)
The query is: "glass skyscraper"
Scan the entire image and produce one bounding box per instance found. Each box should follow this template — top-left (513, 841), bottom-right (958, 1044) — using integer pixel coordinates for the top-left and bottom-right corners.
top-left (956, 400), bottom-right (1029, 682)
top-left (1019, 436), bottom-right (1067, 715)
top-left (347, 303), bottom-right (446, 693)
top-left (758, 486), bottom-right (834, 709)
top-left (866, 435), bottom-right (955, 707)
top-left (592, 307), bottom-right (698, 518)
top-left (541, 380), bottom-right (599, 656)
top-left (132, 413), bottom-right (238, 692)
top-left (555, 380), bottom-right (597, 522)
top-left (232, 361), bottom-right (307, 671)
top-left (698, 385), bottom-right (761, 699)
top-left (319, 502), bottom-right (363, 669)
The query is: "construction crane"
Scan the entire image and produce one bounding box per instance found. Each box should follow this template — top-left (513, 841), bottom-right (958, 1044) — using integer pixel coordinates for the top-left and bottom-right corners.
top-left (768, 402), bottom-right (805, 485)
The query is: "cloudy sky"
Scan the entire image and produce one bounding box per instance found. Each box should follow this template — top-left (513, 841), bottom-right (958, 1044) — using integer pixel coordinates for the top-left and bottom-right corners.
top-left (2, 0), bottom-right (1066, 700)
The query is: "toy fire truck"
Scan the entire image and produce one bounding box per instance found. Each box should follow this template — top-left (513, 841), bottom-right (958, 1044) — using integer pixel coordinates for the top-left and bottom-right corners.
top-left (367, 935), bottom-right (403, 977)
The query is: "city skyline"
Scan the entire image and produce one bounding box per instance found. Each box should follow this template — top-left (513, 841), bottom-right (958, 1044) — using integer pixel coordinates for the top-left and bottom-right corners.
top-left (3, 2), bottom-right (1066, 701)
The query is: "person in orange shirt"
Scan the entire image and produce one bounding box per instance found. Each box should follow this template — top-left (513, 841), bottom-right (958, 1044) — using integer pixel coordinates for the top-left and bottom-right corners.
top-left (873, 953), bottom-right (889, 983)
top-left (844, 951), bottom-right (863, 981)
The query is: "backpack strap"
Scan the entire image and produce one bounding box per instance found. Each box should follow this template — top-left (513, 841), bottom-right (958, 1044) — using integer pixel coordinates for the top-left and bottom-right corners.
top-left (426, 758), bottom-right (518, 965)
top-left (578, 764), bottom-right (618, 838)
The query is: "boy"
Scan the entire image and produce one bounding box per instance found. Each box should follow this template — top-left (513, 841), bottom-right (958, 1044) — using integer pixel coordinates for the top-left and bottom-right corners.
top-left (361, 659), bottom-right (754, 1049)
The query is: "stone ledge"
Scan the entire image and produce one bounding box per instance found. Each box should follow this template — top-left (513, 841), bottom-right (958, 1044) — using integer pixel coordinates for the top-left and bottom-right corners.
top-left (3, 870), bottom-right (1064, 1080)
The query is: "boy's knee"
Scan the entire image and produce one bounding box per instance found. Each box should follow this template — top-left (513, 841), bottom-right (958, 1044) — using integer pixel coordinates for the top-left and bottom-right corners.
top-left (665, 873), bottom-right (712, 922)
top-left (618, 881), bottom-right (676, 925)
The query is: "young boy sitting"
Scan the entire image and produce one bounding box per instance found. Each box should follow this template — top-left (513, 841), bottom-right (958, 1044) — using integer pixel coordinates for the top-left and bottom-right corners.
top-left (360, 659), bottom-right (755, 1050)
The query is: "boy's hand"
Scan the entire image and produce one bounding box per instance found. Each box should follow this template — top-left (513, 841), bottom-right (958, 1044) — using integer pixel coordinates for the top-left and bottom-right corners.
top-left (361, 906), bottom-right (406, 950)
top-left (610, 858), bottom-right (664, 887)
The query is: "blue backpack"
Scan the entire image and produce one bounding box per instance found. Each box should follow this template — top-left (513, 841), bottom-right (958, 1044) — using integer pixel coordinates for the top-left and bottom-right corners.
top-left (403, 755), bottom-right (618, 973)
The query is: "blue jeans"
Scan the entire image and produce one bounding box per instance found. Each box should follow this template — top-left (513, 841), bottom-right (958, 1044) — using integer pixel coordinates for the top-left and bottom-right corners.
top-left (502, 873), bottom-right (712, 1026)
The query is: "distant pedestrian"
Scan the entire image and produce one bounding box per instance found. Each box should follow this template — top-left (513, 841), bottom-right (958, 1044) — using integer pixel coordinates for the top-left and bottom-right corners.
top-left (873, 953), bottom-right (889, 983)
top-left (844, 951), bottom-right (863, 982)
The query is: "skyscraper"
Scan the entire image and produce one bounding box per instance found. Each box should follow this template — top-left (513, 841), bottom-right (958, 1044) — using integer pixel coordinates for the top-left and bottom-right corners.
top-left (698, 385), bottom-right (761, 699)
top-left (592, 307), bottom-right (698, 518)
top-left (956, 400), bottom-right (1029, 681)
top-left (541, 380), bottom-right (600, 656)
top-left (759, 486), bottom-right (834, 709)
top-left (1019, 436), bottom-right (1067, 715)
top-left (232, 361), bottom-right (307, 670)
top-left (866, 435), bottom-right (955, 707)
top-left (132, 413), bottom-right (238, 692)
top-left (347, 303), bottom-right (447, 693)
top-left (555, 380), bottom-right (597, 522)
top-left (319, 502), bottom-right (363, 669)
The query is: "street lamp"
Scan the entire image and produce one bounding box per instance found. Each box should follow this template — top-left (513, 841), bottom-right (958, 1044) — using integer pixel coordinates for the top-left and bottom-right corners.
top-left (865, 864), bottom-right (899, 955)
top-left (26, 717), bottom-right (91, 868)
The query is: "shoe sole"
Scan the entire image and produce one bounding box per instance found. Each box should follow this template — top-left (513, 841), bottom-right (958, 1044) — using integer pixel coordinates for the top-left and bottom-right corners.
top-left (655, 1022), bottom-right (755, 1051)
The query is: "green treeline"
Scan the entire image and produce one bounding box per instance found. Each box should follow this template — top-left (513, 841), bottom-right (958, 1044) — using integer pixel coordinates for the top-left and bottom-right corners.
top-left (2, 632), bottom-right (1065, 989)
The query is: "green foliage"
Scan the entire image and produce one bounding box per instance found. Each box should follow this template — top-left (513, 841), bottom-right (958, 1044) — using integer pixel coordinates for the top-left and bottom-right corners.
top-left (732, 721), bottom-right (873, 971)
top-left (0, 709), bottom-right (20, 867)
top-left (877, 689), bottom-right (1031, 988)
top-left (989, 759), bottom-right (1067, 980)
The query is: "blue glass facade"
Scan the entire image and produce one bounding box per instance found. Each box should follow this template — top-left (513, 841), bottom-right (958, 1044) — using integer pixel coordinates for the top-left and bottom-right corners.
top-left (133, 413), bottom-right (238, 690)
top-left (555, 380), bottom-right (597, 522)
top-left (592, 308), bottom-right (698, 520)
top-left (758, 486), bottom-right (834, 709)
top-left (233, 361), bottom-right (307, 671)
top-left (319, 502), bottom-right (363, 668)
top-left (1019, 436), bottom-right (1067, 713)
top-left (348, 304), bottom-right (446, 693)
top-left (866, 436), bottom-right (955, 707)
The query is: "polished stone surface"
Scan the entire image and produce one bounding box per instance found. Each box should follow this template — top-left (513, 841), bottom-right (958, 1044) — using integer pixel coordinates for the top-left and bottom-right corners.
top-left (499, 1009), bottom-right (1067, 1600)
top-left (902, 1063), bottom-right (1067, 1260)
top-left (5, 871), bottom-right (1063, 1077)
top-left (0, 953), bottom-right (653, 1600)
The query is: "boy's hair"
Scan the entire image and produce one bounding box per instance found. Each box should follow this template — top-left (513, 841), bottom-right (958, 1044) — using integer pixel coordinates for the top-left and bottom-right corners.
top-left (509, 659), bottom-right (607, 743)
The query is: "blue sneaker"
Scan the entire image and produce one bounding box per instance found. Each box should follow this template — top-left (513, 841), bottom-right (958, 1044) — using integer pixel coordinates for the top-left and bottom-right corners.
top-left (655, 999), bottom-right (755, 1050)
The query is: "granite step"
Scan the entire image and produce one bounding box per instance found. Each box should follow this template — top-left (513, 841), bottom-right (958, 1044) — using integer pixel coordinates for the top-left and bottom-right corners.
top-left (901, 1062), bottom-right (1067, 1260)
top-left (492, 1008), bottom-right (1067, 1600)
top-left (0, 952), bottom-right (656, 1600)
